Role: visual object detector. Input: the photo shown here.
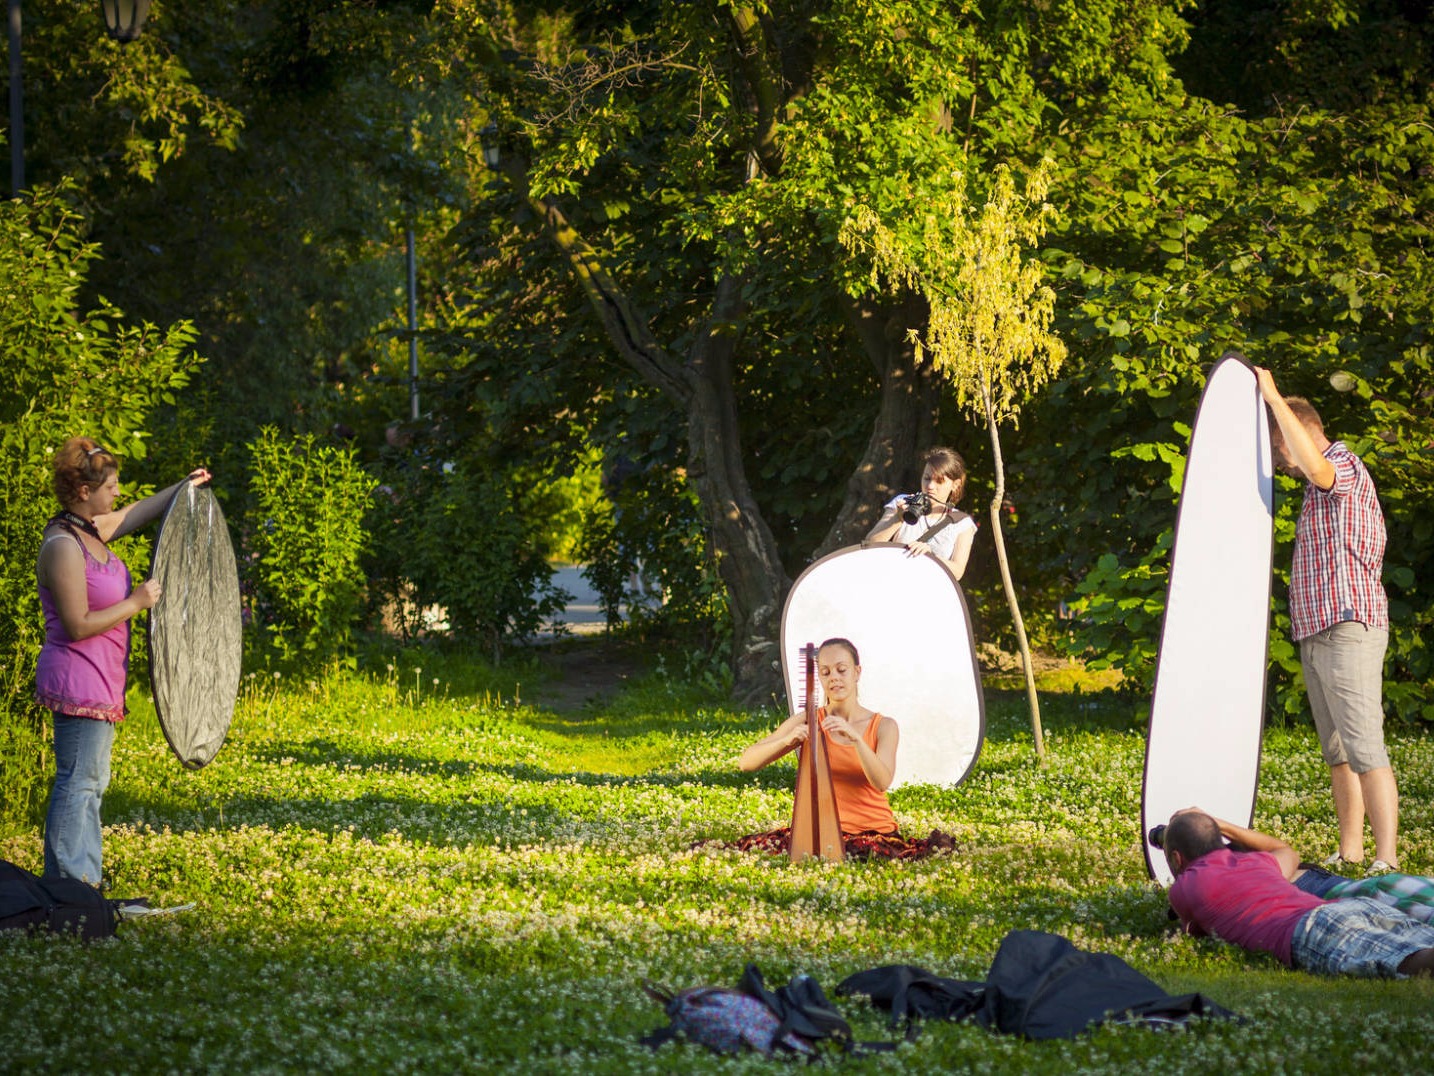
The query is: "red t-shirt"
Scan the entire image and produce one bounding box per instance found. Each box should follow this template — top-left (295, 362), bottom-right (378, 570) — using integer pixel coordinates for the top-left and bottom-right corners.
top-left (1168, 848), bottom-right (1325, 967)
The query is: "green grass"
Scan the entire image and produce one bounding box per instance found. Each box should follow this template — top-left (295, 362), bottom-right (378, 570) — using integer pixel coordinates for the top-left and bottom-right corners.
top-left (2, 645), bottom-right (1431, 1073)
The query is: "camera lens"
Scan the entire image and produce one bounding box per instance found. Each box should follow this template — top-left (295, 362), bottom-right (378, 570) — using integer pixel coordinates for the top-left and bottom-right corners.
top-left (1147, 824), bottom-right (1167, 849)
top-left (900, 494), bottom-right (929, 526)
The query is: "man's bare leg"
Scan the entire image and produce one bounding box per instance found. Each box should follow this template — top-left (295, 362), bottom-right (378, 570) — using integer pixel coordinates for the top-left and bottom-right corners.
top-left (1359, 765), bottom-right (1399, 866)
top-left (1397, 948), bottom-right (1434, 977)
top-left (1331, 763), bottom-right (1365, 862)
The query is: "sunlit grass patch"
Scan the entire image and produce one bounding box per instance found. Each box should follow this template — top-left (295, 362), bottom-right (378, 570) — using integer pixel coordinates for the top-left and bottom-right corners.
top-left (1, 647), bottom-right (1430, 1072)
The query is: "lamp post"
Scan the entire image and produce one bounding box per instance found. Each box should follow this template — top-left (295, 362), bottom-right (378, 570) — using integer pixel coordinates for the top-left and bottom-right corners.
top-left (480, 120), bottom-right (499, 169)
top-left (99, 0), bottom-right (151, 42)
top-left (8, 0), bottom-right (23, 194)
top-left (8, 0), bottom-right (152, 196)
top-left (405, 215), bottom-right (420, 421)
top-left (404, 121), bottom-right (421, 421)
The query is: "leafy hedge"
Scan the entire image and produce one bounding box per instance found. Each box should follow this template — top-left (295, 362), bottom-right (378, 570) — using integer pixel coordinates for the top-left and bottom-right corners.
top-left (0, 187), bottom-right (200, 827)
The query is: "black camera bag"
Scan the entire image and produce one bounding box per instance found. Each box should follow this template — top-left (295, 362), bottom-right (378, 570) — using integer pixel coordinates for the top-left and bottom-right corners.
top-left (0, 858), bottom-right (118, 940)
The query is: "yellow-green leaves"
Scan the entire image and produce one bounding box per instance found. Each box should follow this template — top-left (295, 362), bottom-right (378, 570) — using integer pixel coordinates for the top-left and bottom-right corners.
top-left (840, 159), bottom-right (1066, 428)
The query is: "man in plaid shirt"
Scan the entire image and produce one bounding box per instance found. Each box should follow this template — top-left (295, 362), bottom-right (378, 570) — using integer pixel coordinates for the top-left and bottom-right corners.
top-left (1257, 368), bottom-right (1398, 875)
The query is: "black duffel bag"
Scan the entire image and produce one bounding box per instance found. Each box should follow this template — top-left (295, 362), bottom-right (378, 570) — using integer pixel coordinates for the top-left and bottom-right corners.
top-left (0, 858), bottom-right (118, 941)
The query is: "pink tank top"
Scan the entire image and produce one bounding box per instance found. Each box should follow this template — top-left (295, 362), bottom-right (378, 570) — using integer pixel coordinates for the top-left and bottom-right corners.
top-left (35, 532), bottom-right (132, 722)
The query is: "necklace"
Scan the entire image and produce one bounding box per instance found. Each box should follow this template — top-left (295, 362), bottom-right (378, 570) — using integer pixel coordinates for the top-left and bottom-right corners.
top-left (54, 511), bottom-right (104, 542)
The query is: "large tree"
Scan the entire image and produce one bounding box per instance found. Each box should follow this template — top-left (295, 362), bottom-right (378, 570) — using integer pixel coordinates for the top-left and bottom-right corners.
top-left (435, 0), bottom-right (1189, 700)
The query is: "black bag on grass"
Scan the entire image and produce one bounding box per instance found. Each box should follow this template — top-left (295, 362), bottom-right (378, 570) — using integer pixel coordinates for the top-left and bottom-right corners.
top-left (0, 858), bottom-right (118, 941)
top-left (977, 930), bottom-right (1240, 1038)
top-left (836, 963), bottom-right (985, 1035)
top-left (839, 930), bottom-right (1240, 1041)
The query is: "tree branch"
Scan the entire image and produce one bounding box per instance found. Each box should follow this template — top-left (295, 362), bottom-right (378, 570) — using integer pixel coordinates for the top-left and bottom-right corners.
top-left (511, 165), bottom-right (691, 406)
top-left (727, 6), bottom-right (785, 177)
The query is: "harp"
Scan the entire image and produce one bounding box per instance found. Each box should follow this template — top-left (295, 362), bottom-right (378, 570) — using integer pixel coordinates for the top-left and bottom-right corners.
top-left (789, 643), bottom-right (844, 862)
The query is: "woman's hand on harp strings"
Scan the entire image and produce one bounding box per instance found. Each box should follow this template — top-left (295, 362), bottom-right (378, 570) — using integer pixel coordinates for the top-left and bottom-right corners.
top-left (782, 717), bottom-right (811, 749)
top-left (820, 712), bottom-right (861, 746)
top-left (737, 712), bottom-right (811, 772)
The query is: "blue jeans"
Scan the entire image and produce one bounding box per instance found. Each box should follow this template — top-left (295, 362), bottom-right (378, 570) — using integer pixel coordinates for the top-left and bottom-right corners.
top-left (43, 714), bottom-right (115, 886)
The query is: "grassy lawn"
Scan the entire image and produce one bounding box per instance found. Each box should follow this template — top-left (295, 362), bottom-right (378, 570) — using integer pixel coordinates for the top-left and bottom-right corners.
top-left (2, 643), bottom-right (1431, 1073)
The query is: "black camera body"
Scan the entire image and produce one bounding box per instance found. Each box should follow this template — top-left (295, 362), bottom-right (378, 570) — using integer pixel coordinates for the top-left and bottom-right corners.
top-left (900, 492), bottom-right (933, 526)
top-left (1147, 824), bottom-right (1167, 849)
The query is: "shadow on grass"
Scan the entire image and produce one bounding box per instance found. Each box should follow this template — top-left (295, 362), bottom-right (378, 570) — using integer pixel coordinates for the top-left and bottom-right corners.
top-left (518, 705), bottom-right (762, 741)
top-left (105, 735), bottom-right (787, 847)
top-left (231, 739), bottom-right (767, 791)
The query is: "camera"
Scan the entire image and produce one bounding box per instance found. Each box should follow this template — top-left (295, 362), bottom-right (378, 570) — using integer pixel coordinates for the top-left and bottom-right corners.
top-left (900, 493), bottom-right (933, 525)
top-left (1147, 824), bottom-right (1167, 849)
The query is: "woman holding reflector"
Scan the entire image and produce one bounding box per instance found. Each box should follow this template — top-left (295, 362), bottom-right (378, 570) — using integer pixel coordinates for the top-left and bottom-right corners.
top-left (865, 446), bottom-right (977, 581)
top-left (35, 437), bottom-right (210, 887)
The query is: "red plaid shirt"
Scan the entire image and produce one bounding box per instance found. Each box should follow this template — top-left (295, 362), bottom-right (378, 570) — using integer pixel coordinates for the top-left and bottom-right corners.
top-left (1288, 442), bottom-right (1387, 641)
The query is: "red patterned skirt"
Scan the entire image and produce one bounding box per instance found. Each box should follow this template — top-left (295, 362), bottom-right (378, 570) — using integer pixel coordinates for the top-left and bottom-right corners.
top-left (729, 827), bottom-right (956, 861)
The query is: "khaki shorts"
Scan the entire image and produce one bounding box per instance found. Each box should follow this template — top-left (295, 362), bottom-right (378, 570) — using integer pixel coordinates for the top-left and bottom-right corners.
top-left (1300, 622), bottom-right (1389, 773)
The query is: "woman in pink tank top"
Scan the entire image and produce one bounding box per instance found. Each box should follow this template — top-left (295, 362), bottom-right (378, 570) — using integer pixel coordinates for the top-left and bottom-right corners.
top-left (36, 436), bottom-right (210, 886)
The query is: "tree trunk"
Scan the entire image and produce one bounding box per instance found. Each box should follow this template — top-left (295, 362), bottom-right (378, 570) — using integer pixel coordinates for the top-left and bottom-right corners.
top-left (684, 274), bottom-right (790, 705)
top-left (529, 187), bottom-right (790, 701)
top-left (814, 291), bottom-right (943, 557)
top-left (982, 382), bottom-right (1046, 761)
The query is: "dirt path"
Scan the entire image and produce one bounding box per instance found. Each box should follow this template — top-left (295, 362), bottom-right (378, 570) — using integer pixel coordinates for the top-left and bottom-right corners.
top-left (523, 635), bottom-right (653, 715)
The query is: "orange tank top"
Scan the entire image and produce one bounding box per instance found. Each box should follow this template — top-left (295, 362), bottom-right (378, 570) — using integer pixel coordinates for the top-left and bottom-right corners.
top-left (818, 709), bottom-right (897, 835)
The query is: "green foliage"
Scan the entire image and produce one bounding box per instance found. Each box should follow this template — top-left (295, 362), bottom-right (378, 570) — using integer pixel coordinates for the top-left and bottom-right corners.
top-left (1071, 544), bottom-right (1171, 712)
top-left (1026, 50), bottom-right (1434, 724)
top-left (841, 160), bottom-right (1067, 426)
top-left (68, 0), bottom-right (479, 551)
top-left (840, 158), bottom-right (1067, 755)
top-left (0, 187), bottom-right (201, 827)
top-left (364, 438), bottom-right (569, 658)
top-left (1, 660), bottom-right (1431, 1066)
top-left (18, 0), bottom-right (242, 191)
top-left (0, 656), bottom-right (49, 833)
top-left (575, 450), bottom-right (730, 646)
top-left (244, 428), bottom-right (378, 667)
top-left (531, 448), bottom-right (606, 564)
top-left (10, 0), bottom-right (1430, 731)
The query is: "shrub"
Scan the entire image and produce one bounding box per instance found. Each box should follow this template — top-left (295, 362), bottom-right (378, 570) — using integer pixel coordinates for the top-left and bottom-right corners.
top-left (244, 428), bottom-right (377, 667)
top-left (576, 453), bottom-right (729, 643)
top-left (364, 441), bottom-right (567, 660)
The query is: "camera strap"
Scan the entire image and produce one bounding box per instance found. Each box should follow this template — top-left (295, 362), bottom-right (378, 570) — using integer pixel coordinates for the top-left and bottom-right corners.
top-left (916, 517), bottom-right (953, 544)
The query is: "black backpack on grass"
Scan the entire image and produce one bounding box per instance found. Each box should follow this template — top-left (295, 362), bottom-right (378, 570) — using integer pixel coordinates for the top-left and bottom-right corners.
top-left (0, 858), bottom-right (118, 941)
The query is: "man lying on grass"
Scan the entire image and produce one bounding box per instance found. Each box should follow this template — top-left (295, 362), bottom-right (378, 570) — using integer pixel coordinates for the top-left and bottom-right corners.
top-left (1161, 808), bottom-right (1434, 978)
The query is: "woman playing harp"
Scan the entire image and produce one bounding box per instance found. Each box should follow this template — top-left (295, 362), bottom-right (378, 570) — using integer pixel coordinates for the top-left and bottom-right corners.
top-left (739, 637), bottom-right (899, 837)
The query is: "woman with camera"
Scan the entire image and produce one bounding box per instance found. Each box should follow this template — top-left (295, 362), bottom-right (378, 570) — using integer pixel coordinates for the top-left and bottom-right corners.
top-left (865, 446), bottom-right (976, 581)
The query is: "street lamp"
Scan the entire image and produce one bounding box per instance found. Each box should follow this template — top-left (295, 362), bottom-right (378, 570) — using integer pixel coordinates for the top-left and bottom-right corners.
top-left (9, 0), bottom-right (151, 196)
top-left (8, 1), bottom-right (21, 194)
top-left (480, 121), bottom-right (499, 169)
top-left (99, 0), bottom-right (151, 43)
